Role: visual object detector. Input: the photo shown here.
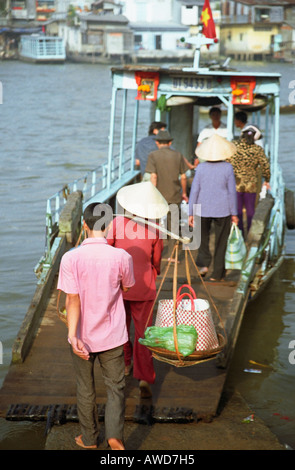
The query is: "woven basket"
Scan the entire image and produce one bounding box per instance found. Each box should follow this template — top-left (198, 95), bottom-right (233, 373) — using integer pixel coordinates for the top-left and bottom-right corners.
top-left (141, 243), bottom-right (227, 367)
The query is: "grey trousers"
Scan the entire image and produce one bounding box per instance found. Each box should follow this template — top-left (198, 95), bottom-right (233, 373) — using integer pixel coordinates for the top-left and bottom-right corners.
top-left (71, 345), bottom-right (125, 447)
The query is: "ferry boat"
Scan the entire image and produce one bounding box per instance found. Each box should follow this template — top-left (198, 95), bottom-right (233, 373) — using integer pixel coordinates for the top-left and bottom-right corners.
top-left (37, 44), bottom-right (294, 296)
top-left (1, 37), bottom-right (295, 429)
top-left (19, 34), bottom-right (66, 63)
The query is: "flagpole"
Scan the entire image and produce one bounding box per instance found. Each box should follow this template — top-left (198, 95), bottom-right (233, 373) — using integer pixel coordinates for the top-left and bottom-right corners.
top-left (183, 33), bottom-right (216, 72)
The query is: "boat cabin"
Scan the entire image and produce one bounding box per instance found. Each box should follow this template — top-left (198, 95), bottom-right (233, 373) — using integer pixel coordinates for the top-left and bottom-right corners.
top-left (108, 64), bottom-right (281, 181)
top-left (19, 34), bottom-right (66, 63)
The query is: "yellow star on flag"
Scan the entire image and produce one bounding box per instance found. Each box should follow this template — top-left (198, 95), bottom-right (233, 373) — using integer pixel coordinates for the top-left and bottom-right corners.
top-left (201, 8), bottom-right (211, 27)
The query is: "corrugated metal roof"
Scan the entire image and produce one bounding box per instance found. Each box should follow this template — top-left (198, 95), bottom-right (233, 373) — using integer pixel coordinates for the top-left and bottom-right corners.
top-left (230, 0), bottom-right (295, 5)
top-left (78, 13), bottom-right (129, 24)
top-left (129, 22), bottom-right (189, 32)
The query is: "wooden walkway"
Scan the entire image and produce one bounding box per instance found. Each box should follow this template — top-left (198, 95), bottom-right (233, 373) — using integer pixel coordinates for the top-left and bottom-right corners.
top-left (0, 245), bottom-right (242, 426)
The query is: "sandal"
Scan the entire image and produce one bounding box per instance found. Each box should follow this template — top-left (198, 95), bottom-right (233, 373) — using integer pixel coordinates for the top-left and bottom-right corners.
top-left (198, 266), bottom-right (208, 277)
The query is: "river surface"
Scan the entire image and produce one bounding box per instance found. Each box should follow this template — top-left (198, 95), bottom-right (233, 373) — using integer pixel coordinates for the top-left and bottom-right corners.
top-left (0, 60), bottom-right (294, 450)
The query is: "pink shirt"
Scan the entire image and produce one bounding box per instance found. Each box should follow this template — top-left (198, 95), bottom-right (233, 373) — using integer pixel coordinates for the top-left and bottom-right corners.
top-left (107, 217), bottom-right (163, 301)
top-left (57, 237), bottom-right (135, 352)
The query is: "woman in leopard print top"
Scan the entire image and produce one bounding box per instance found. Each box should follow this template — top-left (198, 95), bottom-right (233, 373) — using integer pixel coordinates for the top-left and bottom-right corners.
top-left (229, 126), bottom-right (270, 235)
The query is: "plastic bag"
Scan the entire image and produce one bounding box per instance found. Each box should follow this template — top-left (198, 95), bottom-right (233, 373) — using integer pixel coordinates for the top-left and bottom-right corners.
top-left (225, 223), bottom-right (247, 270)
top-left (139, 325), bottom-right (198, 357)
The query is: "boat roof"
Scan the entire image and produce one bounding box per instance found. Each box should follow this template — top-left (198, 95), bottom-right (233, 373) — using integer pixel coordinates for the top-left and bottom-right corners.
top-left (110, 65), bottom-right (281, 101)
top-left (111, 65), bottom-right (281, 79)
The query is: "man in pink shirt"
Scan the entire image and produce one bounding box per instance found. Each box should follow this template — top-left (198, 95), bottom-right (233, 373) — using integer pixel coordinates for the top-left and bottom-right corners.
top-left (57, 202), bottom-right (135, 450)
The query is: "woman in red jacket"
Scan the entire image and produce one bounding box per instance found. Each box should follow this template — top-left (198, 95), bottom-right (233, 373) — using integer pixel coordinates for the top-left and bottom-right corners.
top-left (107, 182), bottom-right (168, 399)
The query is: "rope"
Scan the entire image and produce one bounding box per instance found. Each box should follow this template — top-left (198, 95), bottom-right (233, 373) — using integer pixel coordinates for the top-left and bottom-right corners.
top-left (144, 239), bottom-right (227, 366)
top-left (187, 249), bottom-right (227, 343)
top-left (172, 242), bottom-right (184, 364)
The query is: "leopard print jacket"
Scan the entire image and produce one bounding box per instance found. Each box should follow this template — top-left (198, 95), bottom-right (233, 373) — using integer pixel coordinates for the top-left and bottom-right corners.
top-left (227, 140), bottom-right (270, 193)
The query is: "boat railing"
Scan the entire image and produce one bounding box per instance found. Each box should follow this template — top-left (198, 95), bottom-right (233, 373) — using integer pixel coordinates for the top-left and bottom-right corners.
top-left (48, 146), bottom-right (133, 224)
top-left (37, 38), bottom-right (65, 58)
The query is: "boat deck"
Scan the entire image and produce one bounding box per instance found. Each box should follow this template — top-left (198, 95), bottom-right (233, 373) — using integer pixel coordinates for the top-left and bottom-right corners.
top-left (0, 245), bottom-right (242, 425)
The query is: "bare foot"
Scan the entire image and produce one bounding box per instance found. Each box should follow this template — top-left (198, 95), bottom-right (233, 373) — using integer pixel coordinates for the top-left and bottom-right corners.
top-left (108, 438), bottom-right (125, 450)
top-left (75, 434), bottom-right (97, 449)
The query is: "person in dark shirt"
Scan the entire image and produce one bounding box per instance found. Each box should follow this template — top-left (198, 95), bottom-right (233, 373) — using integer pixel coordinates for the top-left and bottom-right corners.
top-left (135, 121), bottom-right (167, 180)
top-left (146, 129), bottom-right (188, 260)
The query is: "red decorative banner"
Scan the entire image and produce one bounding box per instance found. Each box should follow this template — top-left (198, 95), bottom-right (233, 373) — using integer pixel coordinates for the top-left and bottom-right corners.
top-left (231, 77), bottom-right (256, 105)
top-left (135, 71), bottom-right (160, 101)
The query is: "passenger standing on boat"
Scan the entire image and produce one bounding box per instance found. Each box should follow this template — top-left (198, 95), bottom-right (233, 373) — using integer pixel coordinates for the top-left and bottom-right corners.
top-left (197, 107), bottom-right (228, 144)
top-left (135, 121), bottom-right (167, 180)
top-left (234, 112), bottom-right (264, 148)
top-left (145, 129), bottom-right (188, 260)
top-left (228, 126), bottom-right (270, 236)
top-left (188, 135), bottom-right (238, 281)
top-left (194, 107), bottom-right (228, 166)
top-left (107, 182), bottom-right (167, 399)
top-left (57, 202), bottom-right (135, 450)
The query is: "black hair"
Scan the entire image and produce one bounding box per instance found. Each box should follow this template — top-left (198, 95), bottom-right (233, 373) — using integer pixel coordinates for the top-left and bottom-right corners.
top-left (235, 111), bottom-right (248, 124)
top-left (209, 107), bottom-right (221, 116)
top-left (83, 202), bottom-right (113, 231)
top-left (148, 121), bottom-right (167, 135)
top-left (241, 129), bottom-right (255, 145)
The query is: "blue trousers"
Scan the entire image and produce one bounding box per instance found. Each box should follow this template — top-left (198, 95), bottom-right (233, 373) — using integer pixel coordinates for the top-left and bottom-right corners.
top-left (71, 345), bottom-right (125, 447)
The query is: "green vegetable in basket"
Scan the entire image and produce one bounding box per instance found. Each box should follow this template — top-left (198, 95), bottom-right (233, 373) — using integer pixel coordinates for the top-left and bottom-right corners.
top-left (139, 325), bottom-right (198, 357)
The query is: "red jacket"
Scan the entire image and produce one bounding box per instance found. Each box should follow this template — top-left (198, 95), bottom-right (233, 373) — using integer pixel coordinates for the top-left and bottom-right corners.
top-left (107, 216), bottom-right (163, 301)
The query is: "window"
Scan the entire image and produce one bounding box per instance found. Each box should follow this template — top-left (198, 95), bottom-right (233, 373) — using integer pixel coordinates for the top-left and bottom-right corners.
top-left (255, 8), bottom-right (270, 22)
top-left (134, 34), bottom-right (143, 50)
top-left (155, 35), bottom-right (162, 50)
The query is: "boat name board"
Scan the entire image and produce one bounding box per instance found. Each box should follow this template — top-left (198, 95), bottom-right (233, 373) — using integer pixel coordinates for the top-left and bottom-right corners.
top-left (118, 73), bottom-right (222, 94)
top-left (172, 76), bottom-right (214, 92)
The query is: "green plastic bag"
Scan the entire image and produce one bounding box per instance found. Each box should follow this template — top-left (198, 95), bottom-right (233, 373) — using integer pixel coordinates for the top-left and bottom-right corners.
top-left (139, 325), bottom-right (198, 357)
top-left (225, 223), bottom-right (247, 270)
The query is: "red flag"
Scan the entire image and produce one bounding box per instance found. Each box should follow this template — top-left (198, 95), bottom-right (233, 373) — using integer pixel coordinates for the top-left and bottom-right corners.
top-left (200, 0), bottom-right (216, 40)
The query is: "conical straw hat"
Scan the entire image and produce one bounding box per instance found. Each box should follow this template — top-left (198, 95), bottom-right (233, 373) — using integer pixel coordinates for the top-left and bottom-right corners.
top-left (196, 134), bottom-right (236, 161)
top-left (116, 181), bottom-right (169, 219)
